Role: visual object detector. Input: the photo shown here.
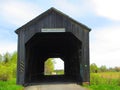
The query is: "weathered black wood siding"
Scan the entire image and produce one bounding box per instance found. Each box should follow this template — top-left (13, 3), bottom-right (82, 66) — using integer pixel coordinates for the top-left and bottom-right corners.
top-left (16, 8), bottom-right (90, 85)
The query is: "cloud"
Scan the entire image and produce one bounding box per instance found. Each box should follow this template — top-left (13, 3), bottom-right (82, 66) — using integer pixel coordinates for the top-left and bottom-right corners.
top-left (0, 41), bottom-right (17, 54)
top-left (0, 0), bottom-right (95, 27)
top-left (53, 0), bottom-right (93, 18)
top-left (90, 25), bottom-right (120, 67)
top-left (0, 0), bottom-right (119, 68)
top-left (0, 1), bottom-right (42, 26)
top-left (54, 58), bottom-right (64, 70)
top-left (91, 0), bottom-right (120, 21)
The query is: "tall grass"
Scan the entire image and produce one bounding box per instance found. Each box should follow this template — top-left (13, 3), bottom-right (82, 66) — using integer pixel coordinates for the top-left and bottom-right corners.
top-left (0, 78), bottom-right (23, 90)
top-left (86, 72), bottom-right (120, 90)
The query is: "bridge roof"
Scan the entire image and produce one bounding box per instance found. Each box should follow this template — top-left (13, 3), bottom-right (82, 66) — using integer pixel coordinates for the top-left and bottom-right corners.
top-left (15, 7), bottom-right (91, 34)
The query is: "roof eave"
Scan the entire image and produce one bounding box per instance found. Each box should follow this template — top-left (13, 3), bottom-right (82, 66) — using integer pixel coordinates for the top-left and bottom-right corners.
top-left (15, 7), bottom-right (91, 34)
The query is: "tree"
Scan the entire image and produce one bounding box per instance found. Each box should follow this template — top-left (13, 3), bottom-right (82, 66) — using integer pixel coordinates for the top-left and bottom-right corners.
top-left (0, 54), bottom-right (2, 63)
top-left (44, 58), bottom-right (54, 75)
top-left (114, 67), bottom-right (120, 72)
top-left (3, 52), bottom-right (11, 63)
top-left (99, 65), bottom-right (107, 72)
top-left (10, 52), bottom-right (17, 77)
top-left (108, 67), bottom-right (115, 72)
top-left (10, 52), bottom-right (17, 63)
top-left (0, 52), bottom-right (18, 81)
top-left (90, 63), bottom-right (98, 73)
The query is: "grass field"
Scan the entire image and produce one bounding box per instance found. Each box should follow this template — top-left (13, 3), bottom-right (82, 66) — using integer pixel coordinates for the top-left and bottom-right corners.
top-left (0, 78), bottom-right (23, 90)
top-left (0, 72), bottom-right (120, 90)
top-left (85, 72), bottom-right (120, 90)
top-left (95, 72), bottom-right (120, 79)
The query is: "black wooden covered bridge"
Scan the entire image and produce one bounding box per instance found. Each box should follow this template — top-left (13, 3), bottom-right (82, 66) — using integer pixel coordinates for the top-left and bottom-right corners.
top-left (15, 7), bottom-right (91, 86)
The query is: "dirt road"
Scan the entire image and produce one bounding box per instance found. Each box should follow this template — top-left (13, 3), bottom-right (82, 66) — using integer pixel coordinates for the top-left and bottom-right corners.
top-left (24, 84), bottom-right (88, 90)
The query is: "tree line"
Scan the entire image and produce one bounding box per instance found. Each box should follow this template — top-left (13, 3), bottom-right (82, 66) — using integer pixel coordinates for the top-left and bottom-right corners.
top-left (0, 52), bottom-right (120, 81)
top-left (90, 63), bottom-right (120, 73)
top-left (0, 52), bottom-right (17, 81)
top-left (0, 52), bottom-right (55, 81)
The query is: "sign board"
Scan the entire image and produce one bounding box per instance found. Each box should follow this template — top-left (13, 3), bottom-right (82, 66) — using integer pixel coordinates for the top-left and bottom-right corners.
top-left (41, 28), bottom-right (65, 32)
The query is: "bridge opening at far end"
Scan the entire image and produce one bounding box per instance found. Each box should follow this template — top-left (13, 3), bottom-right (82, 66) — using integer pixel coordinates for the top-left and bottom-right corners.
top-left (44, 58), bottom-right (64, 76)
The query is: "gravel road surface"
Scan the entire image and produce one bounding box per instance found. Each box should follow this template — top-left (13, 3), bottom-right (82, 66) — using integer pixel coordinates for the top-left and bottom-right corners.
top-left (24, 83), bottom-right (88, 90)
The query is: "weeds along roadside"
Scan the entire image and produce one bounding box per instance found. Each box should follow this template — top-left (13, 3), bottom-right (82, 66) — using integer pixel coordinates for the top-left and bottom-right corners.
top-left (85, 72), bottom-right (120, 90)
top-left (0, 78), bottom-right (23, 90)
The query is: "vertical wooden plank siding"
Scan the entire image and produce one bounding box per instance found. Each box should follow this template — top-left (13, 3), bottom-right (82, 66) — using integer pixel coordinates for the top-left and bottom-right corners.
top-left (16, 8), bottom-right (90, 85)
top-left (17, 29), bottom-right (26, 85)
top-left (81, 30), bottom-right (90, 82)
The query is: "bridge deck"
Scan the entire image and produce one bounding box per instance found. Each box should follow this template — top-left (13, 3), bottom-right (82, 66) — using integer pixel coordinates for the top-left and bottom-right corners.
top-left (24, 83), bottom-right (88, 90)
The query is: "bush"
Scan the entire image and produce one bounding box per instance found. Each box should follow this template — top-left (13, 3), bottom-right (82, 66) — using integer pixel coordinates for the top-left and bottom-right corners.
top-left (0, 52), bottom-right (17, 81)
top-left (0, 65), bottom-right (13, 81)
top-left (90, 73), bottom-right (102, 85)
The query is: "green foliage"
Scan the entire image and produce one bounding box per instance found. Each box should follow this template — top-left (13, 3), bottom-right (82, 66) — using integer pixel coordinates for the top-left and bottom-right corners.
top-left (90, 63), bottom-right (120, 72)
top-left (114, 67), bottom-right (120, 72)
top-left (0, 52), bottom-right (22, 90)
top-left (99, 65), bottom-right (107, 72)
top-left (90, 73), bottom-right (119, 85)
top-left (0, 54), bottom-right (2, 62)
top-left (116, 74), bottom-right (120, 86)
top-left (3, 52), bottom-right (11, 63)
top-left (10, 52), bottom-right (17, 63)
top-left (0, 78), bottom-right (23, 90)
top-left (44, 58), bottom-right (54, 75)
top-left (89, 85), bottom-right (120, 90)
top-left (54, 70), bottom-right (64, 75)
top-left (0, 52), bottom-right (17, 81)
top-left (0, 65), bottom-right (12, 81)
top-left (90, 63), bottom-right (98, 73)
top-left (85, 72), bottom-right (120, 90)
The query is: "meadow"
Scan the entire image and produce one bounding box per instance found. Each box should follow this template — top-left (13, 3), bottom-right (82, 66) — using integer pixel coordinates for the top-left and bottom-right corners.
top-left (86, 72), bottom-right (120, 90)
top-left (0, 72), bottom-right (120, 90)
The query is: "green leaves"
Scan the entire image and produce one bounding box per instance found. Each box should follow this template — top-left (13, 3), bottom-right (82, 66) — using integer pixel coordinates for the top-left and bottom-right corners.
top-left (0, 52), bottom-right (17, 81)
top-left (90, 63), bottom-right (98, 73)
top-left (44, 58), bottom-right (54, 75)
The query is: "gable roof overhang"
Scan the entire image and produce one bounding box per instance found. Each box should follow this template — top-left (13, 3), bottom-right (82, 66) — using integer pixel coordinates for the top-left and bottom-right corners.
top-left (15, 7), bottom-right (91, 34)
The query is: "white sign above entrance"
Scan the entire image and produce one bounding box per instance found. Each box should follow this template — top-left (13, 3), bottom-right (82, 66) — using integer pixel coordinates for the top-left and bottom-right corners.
top-left (41, 28), bottom-right (65, 32)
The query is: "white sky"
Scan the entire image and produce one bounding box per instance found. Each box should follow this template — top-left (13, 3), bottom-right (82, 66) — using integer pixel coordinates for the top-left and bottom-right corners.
top-left (53, 58), bottom-right (64, 70)
top-left (0, 0), bottom-right (120, 68)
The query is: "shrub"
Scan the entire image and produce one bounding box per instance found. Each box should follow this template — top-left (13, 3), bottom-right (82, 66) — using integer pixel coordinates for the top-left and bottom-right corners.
top-left (90, 73), bottom-right (102, 85)
top-left (0, 65), bottom-right (12, 81)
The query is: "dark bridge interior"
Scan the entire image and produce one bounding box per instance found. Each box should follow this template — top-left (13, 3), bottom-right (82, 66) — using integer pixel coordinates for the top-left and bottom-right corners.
top-left (25, 32), bottom-right (82, 84)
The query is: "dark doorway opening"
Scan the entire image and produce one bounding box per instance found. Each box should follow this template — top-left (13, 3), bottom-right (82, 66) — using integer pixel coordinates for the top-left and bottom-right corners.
top-left (25, 32), bottom-right (82, 84)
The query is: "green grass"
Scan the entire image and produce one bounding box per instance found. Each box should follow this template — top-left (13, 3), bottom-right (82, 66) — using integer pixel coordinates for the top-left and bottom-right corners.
top-left (0, 78), bottom-right (23, 90)
top-left (0, 72), bottom-right (120, 90)
top-left (88, 85), bottom-right (120, 90)
top-left (85, 72), bottom-right (120, 90)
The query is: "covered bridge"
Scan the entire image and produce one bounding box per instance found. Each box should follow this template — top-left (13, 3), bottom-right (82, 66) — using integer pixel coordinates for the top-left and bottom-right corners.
top-left (15, 7), bottom-right (91, 86)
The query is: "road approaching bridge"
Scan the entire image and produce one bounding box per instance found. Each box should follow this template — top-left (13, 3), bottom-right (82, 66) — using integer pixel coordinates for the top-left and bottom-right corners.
top-left (24, 83), bottom-right (88, 90)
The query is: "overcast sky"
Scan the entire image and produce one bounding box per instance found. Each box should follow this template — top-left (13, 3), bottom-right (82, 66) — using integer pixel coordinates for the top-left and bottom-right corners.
top-left (0, 0), bottom-right (120, 68)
